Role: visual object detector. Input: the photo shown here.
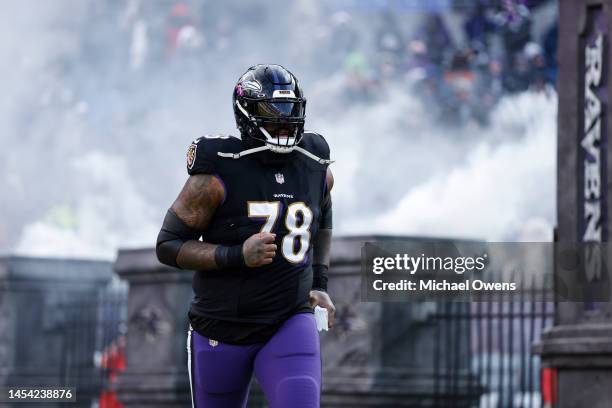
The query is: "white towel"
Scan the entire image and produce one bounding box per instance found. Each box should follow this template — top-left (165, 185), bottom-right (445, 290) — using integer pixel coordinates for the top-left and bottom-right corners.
top-left (314, 306), bottom-right (329, 332)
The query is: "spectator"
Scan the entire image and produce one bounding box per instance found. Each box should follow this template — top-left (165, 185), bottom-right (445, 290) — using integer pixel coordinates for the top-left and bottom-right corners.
top-left (543, 22), bottom-right (558, 85)
top-left (464, 2), bottom-right (496, 50)
top-left (416, 14), bottom-right (454, 67)
top-left (376, 12), bottom-right (406, 61)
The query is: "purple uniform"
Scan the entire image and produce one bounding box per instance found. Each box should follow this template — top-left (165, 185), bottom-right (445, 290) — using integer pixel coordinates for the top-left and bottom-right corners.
top-left (187, 313), bottom-right (321, 408)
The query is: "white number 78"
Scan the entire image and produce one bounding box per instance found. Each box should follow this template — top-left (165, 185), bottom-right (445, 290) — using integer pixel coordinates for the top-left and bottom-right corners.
top-left (248, 201), bottom-right (313, 263)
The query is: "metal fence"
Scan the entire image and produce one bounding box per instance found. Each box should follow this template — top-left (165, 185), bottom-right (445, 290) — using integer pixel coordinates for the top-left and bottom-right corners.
top-left (55, 277), bottom-right (553, 408)
top-left (432, 277), bottom-right (555, 408)
top-left (58, 279), bottom-right (128, 407)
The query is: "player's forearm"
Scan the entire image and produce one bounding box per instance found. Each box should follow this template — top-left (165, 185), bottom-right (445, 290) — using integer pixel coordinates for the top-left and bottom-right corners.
top-left (314, 169), bottom-right (333, 269)
top-left (312, 228), bottom-right (332, 291)
top-left (176, 240), bottom-right (219, 270)
top-left (312, 228), bottom-right (332, 267)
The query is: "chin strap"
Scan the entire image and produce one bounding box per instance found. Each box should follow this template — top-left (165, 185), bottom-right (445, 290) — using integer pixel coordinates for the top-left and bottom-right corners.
top-left (218, 144), bottom-right (334, 164)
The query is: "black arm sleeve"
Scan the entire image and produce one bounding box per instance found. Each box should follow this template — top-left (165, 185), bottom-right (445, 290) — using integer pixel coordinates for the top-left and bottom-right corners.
top-left (313, 175), bottom-right (332, 291)
top-left (319, 192), bottom-right (332, 230)
top-left (312, 264), bottom-right (329, 292)
top-left (312, 227), bottom-right (332, 292)
top-left (156, 209), bottom-right (202, 268)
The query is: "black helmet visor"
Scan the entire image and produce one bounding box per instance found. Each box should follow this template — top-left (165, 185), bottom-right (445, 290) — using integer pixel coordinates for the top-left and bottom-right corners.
top-left (255, 100), bottom-right (304, 119)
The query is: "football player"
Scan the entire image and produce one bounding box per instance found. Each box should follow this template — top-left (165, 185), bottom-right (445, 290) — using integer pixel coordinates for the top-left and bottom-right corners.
top-left (156, 64), bottom-right (335, 408)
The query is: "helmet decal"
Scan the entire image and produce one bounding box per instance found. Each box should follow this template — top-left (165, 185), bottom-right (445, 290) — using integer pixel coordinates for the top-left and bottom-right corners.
top-left (241, 80), bottom-right (262, 92)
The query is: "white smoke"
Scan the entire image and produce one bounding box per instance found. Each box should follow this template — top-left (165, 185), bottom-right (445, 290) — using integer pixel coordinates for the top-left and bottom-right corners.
top-left (4, 1), bottom-right (558, 259)
top-left (331, 90), bottom-right (557, 241)
top-left (15, 152), bottom-right (159, 259)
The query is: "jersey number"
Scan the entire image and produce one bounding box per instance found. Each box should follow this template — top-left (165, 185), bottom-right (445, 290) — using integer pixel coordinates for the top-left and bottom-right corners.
top-left (248, 201), bottom-right (313, 263)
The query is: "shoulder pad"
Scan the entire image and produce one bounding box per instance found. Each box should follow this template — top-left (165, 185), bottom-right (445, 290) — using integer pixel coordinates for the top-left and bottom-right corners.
top-left (299, 131), bottom-right (330, 161)
top-left (186, 135), bottom-right (243, 175)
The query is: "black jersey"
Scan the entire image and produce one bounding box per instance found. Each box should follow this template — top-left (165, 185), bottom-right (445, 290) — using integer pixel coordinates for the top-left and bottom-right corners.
top-left (186, 132), bottom-right (330, 328)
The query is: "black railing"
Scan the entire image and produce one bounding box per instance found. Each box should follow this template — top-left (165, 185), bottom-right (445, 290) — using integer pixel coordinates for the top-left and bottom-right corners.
top-left (432, 276), bottom-right (554, 408)
top-left (53, 277), bottom-right (553, 408)
top-left (58, 279), bottom-right (128, 407)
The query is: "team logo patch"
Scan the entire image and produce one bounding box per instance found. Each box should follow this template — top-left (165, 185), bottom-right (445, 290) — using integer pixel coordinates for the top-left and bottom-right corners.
top-left (275, 172), bottom-right (285, 184)
top-left (187, 142), bottom-right (197, 169)
top-left (209, 339), bottom-right (219, 347)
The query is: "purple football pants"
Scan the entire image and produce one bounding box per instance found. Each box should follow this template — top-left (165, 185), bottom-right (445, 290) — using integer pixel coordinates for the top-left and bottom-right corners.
top-left (187, 313), bottom-right (321, 408)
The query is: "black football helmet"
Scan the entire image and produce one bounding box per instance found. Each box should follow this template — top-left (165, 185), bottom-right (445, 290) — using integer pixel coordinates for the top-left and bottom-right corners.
top-left (233, 64), bottom-right (306, 153)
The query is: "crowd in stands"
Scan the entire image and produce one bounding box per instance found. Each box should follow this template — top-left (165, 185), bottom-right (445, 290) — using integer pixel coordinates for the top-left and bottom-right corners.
top-left (65, 0), bottom-right (562, 136)
top-left (331, 0), bottom-right (558, 125)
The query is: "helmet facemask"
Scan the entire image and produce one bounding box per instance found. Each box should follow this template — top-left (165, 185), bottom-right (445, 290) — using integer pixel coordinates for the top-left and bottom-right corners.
top-left (235, 96), bottom-right (306, 153)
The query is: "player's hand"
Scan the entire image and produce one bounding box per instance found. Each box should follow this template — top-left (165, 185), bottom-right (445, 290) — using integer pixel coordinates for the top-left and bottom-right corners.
top-left (242, 232), bottom-right (277, 267)
top-left (309, 290), bottom-right (336, 329)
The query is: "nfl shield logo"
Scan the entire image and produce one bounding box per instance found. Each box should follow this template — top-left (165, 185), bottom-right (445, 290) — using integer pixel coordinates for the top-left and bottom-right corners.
top-left (275, 173), bottom-right (285, 184)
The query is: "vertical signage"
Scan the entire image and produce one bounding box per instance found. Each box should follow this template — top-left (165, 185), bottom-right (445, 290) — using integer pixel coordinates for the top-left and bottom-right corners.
top-left (581, 24), bottom-right (606, 243)
top-left (579, 7), bottom-right (608, 301)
